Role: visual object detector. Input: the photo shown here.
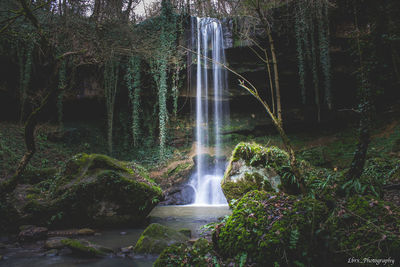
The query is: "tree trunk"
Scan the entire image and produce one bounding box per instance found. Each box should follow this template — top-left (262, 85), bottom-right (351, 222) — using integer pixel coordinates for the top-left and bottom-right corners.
top-left (346, 96), bottom-right (371, 180)
top-left (266, 28), bottom-right (282, 123)
top-left (346, 5), bottom-right (373, 180)
top-left (14, 61), bottom-right (60, 177)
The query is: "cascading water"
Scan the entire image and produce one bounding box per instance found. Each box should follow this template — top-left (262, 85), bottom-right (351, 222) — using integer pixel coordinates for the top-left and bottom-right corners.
top-left (190, 17), bottom-right (229, 205)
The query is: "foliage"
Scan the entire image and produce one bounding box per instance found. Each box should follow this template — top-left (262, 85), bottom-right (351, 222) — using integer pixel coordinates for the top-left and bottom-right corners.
top-left (326, 195), bottom-right (400, 263)
top-left (149, 0), bottom-right (179, 160)
top-left (18, 41), bottom-right (34, 121)
top-left (213, 190), bottom-right (329, 266)
top-left (57, 59), bottom-right (67, 130)
top-left (104, 56), bottom-right (120, 154)
top-left (125, 56), bottom-right (141, 147)
top-left (294, 0), bottom-right (332, 115)
top-left (154, 238), bottom-right (217, 267)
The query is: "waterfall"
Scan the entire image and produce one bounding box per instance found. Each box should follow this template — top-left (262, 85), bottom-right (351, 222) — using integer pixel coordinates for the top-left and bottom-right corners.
top-left (191, 17), bottom-right (229, 205)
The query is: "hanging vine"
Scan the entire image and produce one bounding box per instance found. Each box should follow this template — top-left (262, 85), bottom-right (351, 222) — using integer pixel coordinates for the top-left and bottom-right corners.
top-left (318, 0), bottom-right (332, 110)
top-left (149, 0), bottom-right (177, 159)
top-left (294, 2), bottom-right (307, 105)
top-left (309, 12), bottom-right (321, 122)
top-left (171, 59), bottom-right (180, 116)
top-left (57, 59), bottom-right (67, 130)
top-left (125, 55), bottom-right (141, 147)
top-left (294, 0), bottom-right (332, 119)
top-left (19, 41), bottom-right (34, 122)
top-left (104, 55), bottom-right (119, 154)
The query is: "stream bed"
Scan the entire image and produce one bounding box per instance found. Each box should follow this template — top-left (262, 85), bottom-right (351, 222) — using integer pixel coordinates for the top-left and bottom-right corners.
top-left (0, 205), bottom-right (231, 267)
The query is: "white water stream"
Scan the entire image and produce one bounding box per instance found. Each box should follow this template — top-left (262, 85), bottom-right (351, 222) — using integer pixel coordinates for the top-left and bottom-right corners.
top-left (191, 17), bottom-right (229, 205)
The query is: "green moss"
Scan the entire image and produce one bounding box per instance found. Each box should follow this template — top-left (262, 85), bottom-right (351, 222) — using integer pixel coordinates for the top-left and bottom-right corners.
top-left (326, 195), bottom-right (400, 264)
top-left (39, 153), bottom-right (164, 228)
top-left (213, 190), bottom-right (328, 266)
top-left (221, 171), bottom-right (273, 203)
top-left (166, 162), bottom-right (192, 177)
top-left (154, 238), bottom-right (214, 267)
top-left (134, 223), bottom-right (189, 254)
top-left (61, 238), bottom-right (106, 257)
top-left (178, 228), bottom-right (191, 238)
top-left (222, 142), bottom-right (299, 202)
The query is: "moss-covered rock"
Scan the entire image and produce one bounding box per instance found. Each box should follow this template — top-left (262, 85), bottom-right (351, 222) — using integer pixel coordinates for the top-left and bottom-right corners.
top-left (133, 223), bottom-right (189, 254)
top-left (178, 228), bottom-right (191, 238)
top-left (222, 142), bottom-right (292, 203)
top-left (326, 195), bottom-right (400, 264)
top-left (44, 237), bottom-right (68, 249)
top-left (61, 238), bottom-right (113, 257)
top-left (1, 154), bottom-right (163, 230)
top-left (154, 238), bottom-right (215, 267)
top-left (46, 153), bottom-right (163, 228)
top-left (213, 190), bottom-right (329, 266)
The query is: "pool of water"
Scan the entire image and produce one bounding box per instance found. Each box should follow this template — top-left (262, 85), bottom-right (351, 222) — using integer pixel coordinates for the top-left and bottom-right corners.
top-left (0, 205), bottom-right (231, 267)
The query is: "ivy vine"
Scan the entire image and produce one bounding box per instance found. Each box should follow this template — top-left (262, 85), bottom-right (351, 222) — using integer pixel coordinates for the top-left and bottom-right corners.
top-left (57, 59), bottom-right (67, 130)
top-left (294, 0), bottom-right (332, 120)
top-left (104, 55), bottom-right (120, 154)
top-left (125, 55), bottom-right (142, 147)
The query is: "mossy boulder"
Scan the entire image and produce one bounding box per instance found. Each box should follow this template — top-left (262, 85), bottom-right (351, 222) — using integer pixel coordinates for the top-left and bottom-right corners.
top-left (61, 238), bottom-right (113, 257)
top-left (44, 237), bottom-right (69, 249)
top-left (154, 238), bottom-right (214, 267)
top-left (48, 153), bottom-right (163, 228)
top-left (222, 142), bottom-right (293, 203)
top-left (213, 190), bottom-right (329, 266)
top-left (326, 195), bottom-right (400, 264)
top-left (134, 223), bottom-right (190, 254)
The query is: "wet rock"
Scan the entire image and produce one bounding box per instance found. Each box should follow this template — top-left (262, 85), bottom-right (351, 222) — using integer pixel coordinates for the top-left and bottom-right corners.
top-left (120, 245), bottom-right (134, 253)
top-left (18, 226), bottom-right (48, 242)
top-left (60, 238), bottom-right (113, 258)
top-left (44, 237), bottom-right (68, 249)
top-left (48, 228), bottom-right (95, 237)
top-left (45, 249), bottom-right (58, 257)
top-left (161, 184), bottom-right (195, 205)
top-left (77, 228), bottom-right (95, 236)
top-left (58, 247), bottom-right (72, 256)
top-left (134, 223), bottom-right (190, 254)
top-left (158, 160), bottom-right (195, 205)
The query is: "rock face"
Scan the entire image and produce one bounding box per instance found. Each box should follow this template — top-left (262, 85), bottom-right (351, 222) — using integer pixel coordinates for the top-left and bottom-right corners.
top-left (158, 161), bottom-right (195, 205)
top-left (221, 142), bottom-right (285, 203)
top-left (48, 153), bottom-right (163, 227)
top-left (134, 223), bottom-right (190, 254)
